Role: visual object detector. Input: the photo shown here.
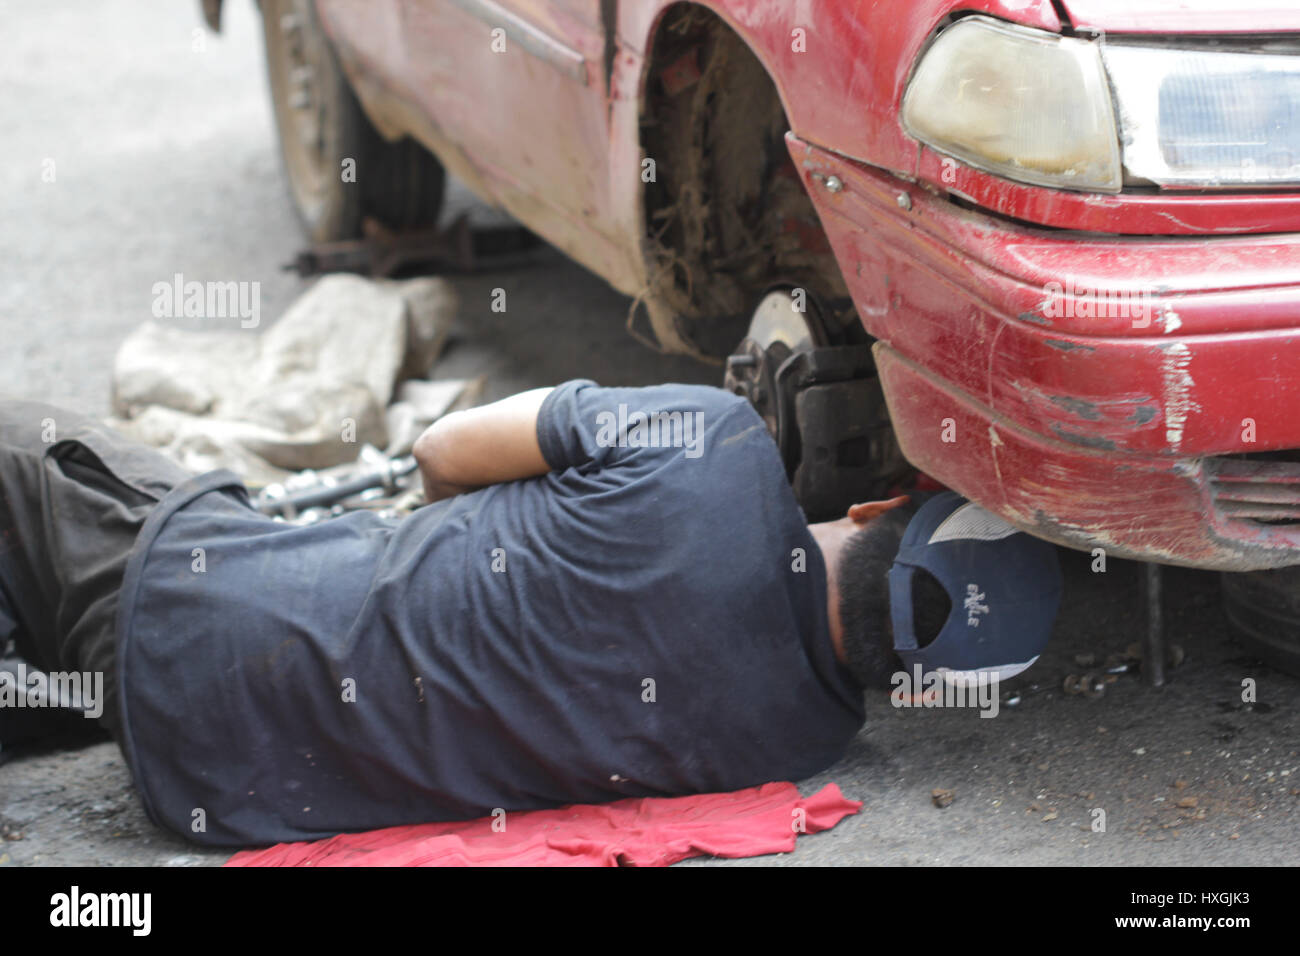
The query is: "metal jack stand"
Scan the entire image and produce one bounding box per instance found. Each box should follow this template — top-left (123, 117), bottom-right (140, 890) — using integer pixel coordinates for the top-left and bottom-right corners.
top-left (282, 215), bottom-right (541, 279)
top-left (1142, 563), bottom-right (1166, 687)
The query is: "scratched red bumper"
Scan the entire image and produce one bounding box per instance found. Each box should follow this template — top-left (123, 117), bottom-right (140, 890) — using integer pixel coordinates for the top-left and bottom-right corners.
top-left (791, 134), bottom-right (1300, 570)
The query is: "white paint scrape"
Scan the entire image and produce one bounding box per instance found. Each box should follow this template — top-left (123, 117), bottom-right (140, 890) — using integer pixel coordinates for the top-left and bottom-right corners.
top-left (1161, 343), bottom-right (1198, 450)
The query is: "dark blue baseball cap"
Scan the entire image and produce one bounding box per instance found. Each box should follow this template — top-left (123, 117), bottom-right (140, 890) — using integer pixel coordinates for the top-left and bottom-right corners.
top-left (888, 492), bottom-right (1062, 685)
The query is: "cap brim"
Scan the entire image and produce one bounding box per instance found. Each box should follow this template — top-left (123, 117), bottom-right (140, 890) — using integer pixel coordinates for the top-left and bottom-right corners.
top-left (934, 656), bottom-right (1039, 688)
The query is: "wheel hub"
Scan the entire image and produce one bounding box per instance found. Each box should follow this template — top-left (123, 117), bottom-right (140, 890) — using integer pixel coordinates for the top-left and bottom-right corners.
top-left (724, 289), bottom-right (909, 520)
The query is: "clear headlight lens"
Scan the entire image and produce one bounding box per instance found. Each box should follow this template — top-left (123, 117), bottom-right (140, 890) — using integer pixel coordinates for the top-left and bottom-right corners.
top-left (901, 16), bottom-right (1122, 193)
top-left (1102, 43), bottom-right (1300, 188)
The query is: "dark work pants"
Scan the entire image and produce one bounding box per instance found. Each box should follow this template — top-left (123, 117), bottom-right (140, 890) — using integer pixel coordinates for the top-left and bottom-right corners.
top-left (0, 398), bottom-right (191, 741)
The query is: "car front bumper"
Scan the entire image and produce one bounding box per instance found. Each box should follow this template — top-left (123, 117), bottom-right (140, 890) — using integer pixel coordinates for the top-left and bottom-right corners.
top-left (791, 134), bottom-right (1300, 570)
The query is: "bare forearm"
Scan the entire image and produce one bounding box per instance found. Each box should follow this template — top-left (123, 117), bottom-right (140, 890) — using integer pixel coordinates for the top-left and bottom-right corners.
top-left (412, 387), bottom-right (554, 501)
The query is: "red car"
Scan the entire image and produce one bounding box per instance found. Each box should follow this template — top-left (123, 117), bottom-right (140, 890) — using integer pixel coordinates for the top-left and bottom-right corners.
top-left (205, 0), bottom-right (1300, 571)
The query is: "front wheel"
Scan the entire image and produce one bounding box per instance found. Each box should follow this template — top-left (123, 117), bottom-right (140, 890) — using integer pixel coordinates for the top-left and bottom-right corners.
top-left (261, 0), bottom-right (445, 241)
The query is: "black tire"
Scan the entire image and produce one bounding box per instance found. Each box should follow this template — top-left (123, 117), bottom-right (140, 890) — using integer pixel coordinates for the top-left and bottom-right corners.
top-left (1221, 567), bottom-right (1300, 676)
top-left (262, 0), bottom-right (445, 241)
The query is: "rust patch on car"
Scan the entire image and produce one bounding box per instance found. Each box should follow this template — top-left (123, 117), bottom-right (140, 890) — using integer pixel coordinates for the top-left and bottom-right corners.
top-left (1008, 380), bottom-right (1163, 449)
top-left (1049, 425), bottom-right (1117, 451)
top-left (1048, 395), bottom-right (1102, 421)
top-left (1044, 338), bottom-right (1096, 353)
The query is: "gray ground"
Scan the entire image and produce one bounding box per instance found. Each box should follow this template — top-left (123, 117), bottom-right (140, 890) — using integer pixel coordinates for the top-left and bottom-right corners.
top-left (1, 0), bottom-right (1296, 867)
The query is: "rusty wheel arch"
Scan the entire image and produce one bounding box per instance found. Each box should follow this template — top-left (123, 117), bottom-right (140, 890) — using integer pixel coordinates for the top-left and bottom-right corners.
top-left (635, 3), bottom-right (854, 361)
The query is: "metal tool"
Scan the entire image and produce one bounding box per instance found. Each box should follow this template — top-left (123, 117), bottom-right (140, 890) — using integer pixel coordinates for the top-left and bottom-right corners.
top-left (257, 454), bottom-right (418, 518)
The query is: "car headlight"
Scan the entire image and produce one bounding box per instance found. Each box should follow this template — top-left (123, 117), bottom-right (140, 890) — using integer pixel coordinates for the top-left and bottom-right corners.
top-left (901, 16), bottom-right (1122, 193)
top-left (1102, 43), bottom-right (1300, 188)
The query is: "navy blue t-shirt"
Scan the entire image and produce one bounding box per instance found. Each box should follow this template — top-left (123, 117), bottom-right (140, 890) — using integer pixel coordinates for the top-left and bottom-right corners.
top-left (116, 380), bottom-right (865, 845)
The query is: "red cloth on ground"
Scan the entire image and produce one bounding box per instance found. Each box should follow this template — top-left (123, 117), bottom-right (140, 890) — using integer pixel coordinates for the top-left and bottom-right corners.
top-left (224, 782), bottom-right (860, 867)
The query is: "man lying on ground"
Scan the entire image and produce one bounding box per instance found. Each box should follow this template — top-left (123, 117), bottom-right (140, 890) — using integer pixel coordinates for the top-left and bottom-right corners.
top-left (0, 380), bottom-right (1060, 846)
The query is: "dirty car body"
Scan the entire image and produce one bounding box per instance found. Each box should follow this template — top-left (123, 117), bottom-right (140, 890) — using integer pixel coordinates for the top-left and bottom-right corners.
top-left (211, 0), bottom-right (1300, 570)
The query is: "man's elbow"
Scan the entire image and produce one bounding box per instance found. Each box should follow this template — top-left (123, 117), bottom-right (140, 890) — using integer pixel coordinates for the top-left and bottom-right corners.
top-left (414, 411), bottom-right (465, 464)
top-left (413, 417), bottom-right (462, 499)
top-left (412, 421), bottom-right (442, 470)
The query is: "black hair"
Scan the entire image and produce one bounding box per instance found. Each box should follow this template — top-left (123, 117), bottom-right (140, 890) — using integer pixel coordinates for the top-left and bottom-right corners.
top-left (837, 494), bottom-right (951, 690)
